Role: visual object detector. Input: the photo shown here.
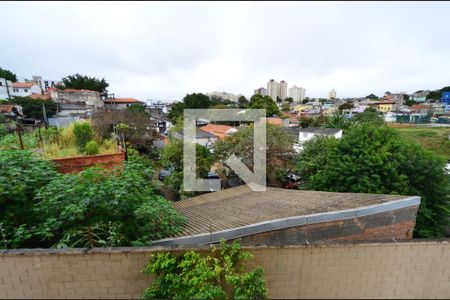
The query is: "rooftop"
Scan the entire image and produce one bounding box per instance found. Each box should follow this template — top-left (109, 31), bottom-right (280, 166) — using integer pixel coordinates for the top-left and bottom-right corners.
top-left (298, 127), bottom-right (342, 135)
top-left (151, 185), bottom-right (419, 246)
top-left (12, 82), bottom-right (37, 88)
top-left (200, 124), bottom-right (234, 139)
top-left (29, 93), bottom-right (51, 100)
top-left (104, 97), bottom-right (142, 104)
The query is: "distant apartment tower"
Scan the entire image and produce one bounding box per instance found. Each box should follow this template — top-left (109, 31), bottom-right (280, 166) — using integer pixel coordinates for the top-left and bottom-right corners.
top-left (253, 87), bottom-right (267, 96)
top-left (328, 88), bottom-right (337, 99)
top-left (288, 85), bottom-right (306, 102)
top-left (267, 79), bottom-right (279, 101)
top-left (279, 80), bottom-right (288, 100)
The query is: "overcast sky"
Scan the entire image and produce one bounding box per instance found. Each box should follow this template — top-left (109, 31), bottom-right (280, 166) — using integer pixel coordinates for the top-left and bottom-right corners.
top-left (1, 1), bottom-right (449, 101)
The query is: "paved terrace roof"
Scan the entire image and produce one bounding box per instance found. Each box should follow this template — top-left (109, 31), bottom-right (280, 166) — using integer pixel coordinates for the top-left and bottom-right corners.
top-left (151, 185), bottom-right (419, 246)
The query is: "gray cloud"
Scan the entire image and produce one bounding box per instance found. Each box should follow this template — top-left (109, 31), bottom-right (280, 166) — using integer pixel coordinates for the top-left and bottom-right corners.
top-left (1, 1), bottom-right (449, 101)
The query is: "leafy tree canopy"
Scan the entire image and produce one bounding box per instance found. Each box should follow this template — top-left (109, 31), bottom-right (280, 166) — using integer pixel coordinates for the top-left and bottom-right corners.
top-left (6, 96), bottom-right (57, 120)
top-left (0, 67), bottom-right (17, 82)
top-left (60, 73), bottom-right (109, 96)
top-left (297, 125), bottom-right (450, 238)
top-left (238, 95), bottom-right (249, 108)
top-left (248, 94), bottom-right (281, 117)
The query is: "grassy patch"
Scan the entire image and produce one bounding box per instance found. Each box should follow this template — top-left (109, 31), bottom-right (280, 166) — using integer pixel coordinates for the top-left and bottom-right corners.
top-left (390, 125), bottom-right (450, 160)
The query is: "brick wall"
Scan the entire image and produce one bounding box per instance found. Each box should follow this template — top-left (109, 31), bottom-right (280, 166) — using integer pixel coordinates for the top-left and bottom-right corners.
top-left (237, 206), bottom-right (418, 246)
top-left (1, 240), bottom-right (450, 299)
top-left (51, 152), bottom-right (125, 174)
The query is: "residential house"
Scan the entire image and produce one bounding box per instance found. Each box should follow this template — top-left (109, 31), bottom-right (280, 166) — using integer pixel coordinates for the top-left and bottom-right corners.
top-left (11, 82), bottom-right (42, 97)
top-left (200, 124), bottom-right (234, 140)
top-left (30, 75), bottom-right (61, 93)
top-left (411, 104), bottom-right (432, 114)
top-left (29, 93), bottom-right (51, 100)
top-left (150, 185), bottom-right (420, 246)
top-left (298, 127), bottom-right (343, 144)
top-left (50, 88), bottom-right (103, 117)
top-left (103, 98), bottom-right (143, 110)
top-left (173, 128), bottom-right (218, 148)
top-left (0, 78), bottom-right (13, 100)
top-left (411, 90), bottom-right (430, 103)
top-left (369, 100), bottom-right (396, 113)
top-left (0, 104), bottom-right (24, 120)
top-left (442, 92), bottom-right (450, 112)
top-left (382, 93), bottom-right (406, 105)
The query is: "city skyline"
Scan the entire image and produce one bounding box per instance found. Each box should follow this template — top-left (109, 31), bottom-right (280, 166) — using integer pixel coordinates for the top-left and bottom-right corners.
top-left (1, 2), bottom-right (450, 101)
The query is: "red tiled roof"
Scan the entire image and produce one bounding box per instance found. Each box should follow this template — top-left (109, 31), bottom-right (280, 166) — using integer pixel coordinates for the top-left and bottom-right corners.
top-left (411, 104), bottom-right (431, 111)
top-left (200, 124), bottom-right (233, 140)
top-left (12, 82), bottom-right (37, 88)
top-left (104, 98), bottom-right (142, 104)
top-left (266, 117), bottom-right (283, 125)
top-left (30, 93), bottom-right (51, 100)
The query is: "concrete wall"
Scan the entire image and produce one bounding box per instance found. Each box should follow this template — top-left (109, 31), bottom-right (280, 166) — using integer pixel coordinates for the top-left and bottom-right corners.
top-left (1, 240), bottom-right (450, 299)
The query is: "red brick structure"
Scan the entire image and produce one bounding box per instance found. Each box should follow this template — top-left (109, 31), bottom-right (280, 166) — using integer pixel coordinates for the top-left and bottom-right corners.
top-left (51, 152), bottom-right (125, 174)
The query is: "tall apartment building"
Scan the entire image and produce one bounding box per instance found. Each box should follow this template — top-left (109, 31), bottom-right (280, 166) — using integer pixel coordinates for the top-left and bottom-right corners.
top-left (253, 87), bottom-right (267, 96)
top-left (288, 85), bottom-right (306, 102)
top-left (279, 80), bottom-right (288, 100)
top-left (328, 88), bottom-right (337, 99)
top-left (267, 79), bottom-right (279, 101)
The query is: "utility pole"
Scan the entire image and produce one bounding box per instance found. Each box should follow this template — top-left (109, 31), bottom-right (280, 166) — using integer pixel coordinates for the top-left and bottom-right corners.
top-left (16, 122), bottom-right (24, 150)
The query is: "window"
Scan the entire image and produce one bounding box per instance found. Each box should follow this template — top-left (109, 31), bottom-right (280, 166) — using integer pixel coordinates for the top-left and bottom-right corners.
top-left (0, 82), bottom-right (2, 86)
top-left (24, 89), bottom-right (28, 92)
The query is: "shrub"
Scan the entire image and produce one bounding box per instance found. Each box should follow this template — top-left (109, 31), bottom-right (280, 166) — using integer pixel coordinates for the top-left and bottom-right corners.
top-left (141, 240), bottom-right (268, 299)
top-left (0, 150), bottom-right (58, 248)
top-left (298, 125), bottom-right (450, 238)
top-left (34, 160), bottom-right (185, 248)
top-left (85, 140), bottom-right (100, 155)
top-left (73, 121), bottom-right (93, 151)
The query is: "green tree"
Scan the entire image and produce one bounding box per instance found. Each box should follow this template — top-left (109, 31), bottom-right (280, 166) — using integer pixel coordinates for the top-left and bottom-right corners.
top-left (127, 103), bottom-right (147, 113)
top-left (297, 125), bottom-right (450, 238)
top-left (141, 240), bottom-right (268, 299)
top-left (167, 102), bottom-right (186, 124)
top-left (214, 124), bottom-right (294, 173)
top-left (73, 121), bottom-right (93, 152)
top-left (0, 150), bottom-right (58, 248)
top-left (285, 97), bottom-right (294, 103)
top-left (34, 160), bottom-right (185, 248)
top-left (405, 99), bottom-right (417, 107)
top-left (366, 93), bottom-right (378, 99)
top-left (59, 73), bottom-right (109, 96)
top-left (161, 137), bottom-right (213, 198)
top-left (238, 95), bottom-right (249, 108)
top-left (338, 102), bottom-right (354, 111)
top-left (353, 108), bottom-right (385, 126)
top-left (6, 96), bottom-right (57, 120)
top-left (248, 94), bottom-right (281, 117)
top-left (183, 93), bottom-right (210, 109)
top-left (281, 102), bottom-right (291, 112)
top-left (325, 110), bottom-right (351, 130)
top-left (0, 67), bottom-right (17, 82)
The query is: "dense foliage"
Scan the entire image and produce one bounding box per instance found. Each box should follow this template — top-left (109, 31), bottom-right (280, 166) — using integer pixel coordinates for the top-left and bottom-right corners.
top-left (0, 151), bottom-right (185, 248)
top-left (0, 151), bottom-right (58, 248)
top-left (0, 67), bottom-right (17, 82)
top-left (297, 125), bottom-right (450, 238)
top-left (141, 240), bottom-right (267, 299)
top-left (59, 73), bottom-right (109, 96)
top-left (248, 94), bottom-right (281, 117)
top-left (161, 137), bottom-right (213, 199)
top-left (85, 140), bottom-right (99, 155)
top-left (34, 160), bottom-right (185, 248)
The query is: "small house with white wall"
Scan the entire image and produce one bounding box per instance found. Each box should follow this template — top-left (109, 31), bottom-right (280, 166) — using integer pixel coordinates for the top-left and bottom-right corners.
top-left (11, 82), bottom-right (42, 97)
top-left (284, 127), bottom-right (343, 152)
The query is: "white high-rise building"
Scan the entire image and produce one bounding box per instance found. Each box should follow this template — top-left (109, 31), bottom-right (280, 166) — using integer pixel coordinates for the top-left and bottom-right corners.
top-left (288, 85), bottom-right (306, 102)
top-left (267, 79), bottom-right (279, 101)
top-left (328, 88), bottom-right (337, 99)
top-left (279, 80), bottom-right (288, 100)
